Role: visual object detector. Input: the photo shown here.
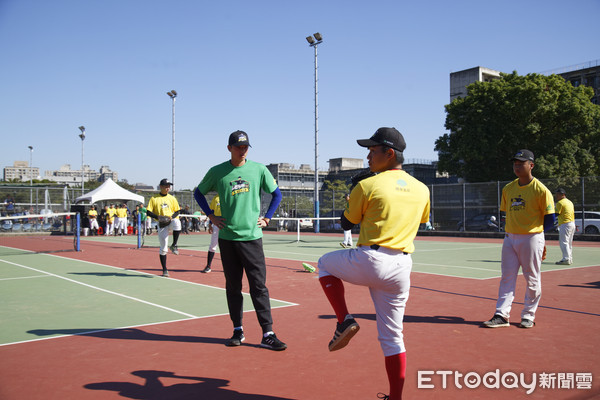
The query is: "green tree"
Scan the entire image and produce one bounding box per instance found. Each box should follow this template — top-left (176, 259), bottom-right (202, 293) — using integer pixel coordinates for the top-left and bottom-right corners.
top-left (321, 179), bottom-right (351, 216)
top-left (435, 72), bottom-right (600, 182)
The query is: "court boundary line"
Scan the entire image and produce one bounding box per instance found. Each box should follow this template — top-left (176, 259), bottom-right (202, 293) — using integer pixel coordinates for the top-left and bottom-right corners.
top-left (0, 244), bottom-right (298, 307)
top-left (0, 258), bottom-right (200, 318)
top-left (0, 274), bottom-right (51, 282)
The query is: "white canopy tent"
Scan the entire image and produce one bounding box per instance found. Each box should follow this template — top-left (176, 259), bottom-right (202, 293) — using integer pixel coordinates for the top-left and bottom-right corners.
top-left (75, 178), bottom-right (144, 205)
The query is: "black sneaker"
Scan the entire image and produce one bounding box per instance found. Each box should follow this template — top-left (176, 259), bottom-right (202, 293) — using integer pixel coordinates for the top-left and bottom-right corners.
top-left (519, 319), bottom-right (535, 329)
top-left (169, 244), bottom-right (179, 255)
top-left (329, 318), bottom-right (360, 351)
top-left (201, 266), bottom-right (211, 273)
top-left (260, 333), bottom-right (287, 351)
top-left (482, 314), bottom-right (510, 328)
top-left (226, 329), bottom-right (245, 347)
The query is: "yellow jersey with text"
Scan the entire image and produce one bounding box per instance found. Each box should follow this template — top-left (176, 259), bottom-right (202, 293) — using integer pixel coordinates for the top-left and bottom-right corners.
top-left (115, 208), bottom-right (128, 218)
top-left (345, 169), bottom-right (430, 253)
top-left (88, 209), bottom-right (98, 219)
top-left (501, 178), bottom-right (554, 234)
top-left (555, 197), bottom-right (575, 225)
top-left (147, 193), bottom-right (180, 218)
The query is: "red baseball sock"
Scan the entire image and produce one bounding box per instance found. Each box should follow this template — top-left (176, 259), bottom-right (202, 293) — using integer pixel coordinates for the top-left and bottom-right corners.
top-left (319, 275), bottom-right (349, 323)
top-left (385, 352), bottom-right (406, 400)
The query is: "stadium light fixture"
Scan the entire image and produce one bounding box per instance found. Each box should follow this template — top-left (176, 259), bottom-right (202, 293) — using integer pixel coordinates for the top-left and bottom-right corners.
top-left (167, 90), bottom-right (177, 190)
top-left (78, 126), bottom-right (86, 195)
top-left (306, 33), bottom-right (323, 232)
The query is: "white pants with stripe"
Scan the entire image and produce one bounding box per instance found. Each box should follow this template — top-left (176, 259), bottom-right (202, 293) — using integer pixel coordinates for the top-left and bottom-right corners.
top-left (318, 245), bottom-right (411, 356)
top-left (496, 232), bottom-right (544, 322)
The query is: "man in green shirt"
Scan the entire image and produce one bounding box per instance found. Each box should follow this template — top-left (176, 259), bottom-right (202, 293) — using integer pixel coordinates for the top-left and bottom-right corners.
top-left (194, 130), bottom-right (286, 351)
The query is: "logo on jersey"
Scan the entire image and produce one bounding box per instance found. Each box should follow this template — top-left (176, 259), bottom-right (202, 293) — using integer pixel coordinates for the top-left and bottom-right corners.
top-left (510, 196), bottom-right (526, 211)
top-left (230, 176), bottom-right (250, 196)
top-left (396, 179), bottom-right (410, 192)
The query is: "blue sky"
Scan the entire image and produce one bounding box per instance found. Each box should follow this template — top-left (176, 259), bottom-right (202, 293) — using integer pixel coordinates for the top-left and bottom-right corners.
top-left (1, 0), bottom-right (598, 190)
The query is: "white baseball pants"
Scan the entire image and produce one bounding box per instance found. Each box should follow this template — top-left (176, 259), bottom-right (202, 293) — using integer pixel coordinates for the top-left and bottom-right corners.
top-left (158, 218), bottom-right (181, 255)
top-left (208, 225), bottom-right (220, 252)
top-left (318, 245), bottom-right (411, 356)
top-left (496, 232), bottom-right (544, 321)
top-left (343, 230), bottom-right (353, 246)
top-left (558, 222), bottom-right (575, 262)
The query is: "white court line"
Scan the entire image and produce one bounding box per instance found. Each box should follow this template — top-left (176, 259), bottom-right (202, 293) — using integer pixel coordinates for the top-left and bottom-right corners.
top-left (0, 245), bottom-right (297, 307)
top-left (0, 274), bottom-right (51, 282)
top-left (0, 258), bottom-right (199, 319)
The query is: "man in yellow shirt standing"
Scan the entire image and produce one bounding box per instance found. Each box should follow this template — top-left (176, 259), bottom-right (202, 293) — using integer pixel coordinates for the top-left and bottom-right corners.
top-left (554, 187), bottom-right (575, 265)
top-left (483, 150), bottom-right (555, 329)
top-left (88, 205), bottom-right (99, 236)
top-left (146, 179), bottom-right (182, 277)
top-left (201, 194), bottom-right (221, 273)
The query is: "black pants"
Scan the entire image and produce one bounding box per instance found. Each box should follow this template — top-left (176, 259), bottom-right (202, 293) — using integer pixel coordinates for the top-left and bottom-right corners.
top-left (218, 238), bottom-right (273, 333)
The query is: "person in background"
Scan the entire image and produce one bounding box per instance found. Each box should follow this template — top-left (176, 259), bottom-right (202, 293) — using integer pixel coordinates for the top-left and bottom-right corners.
top-left (554, 187), bottom-right (575, 265)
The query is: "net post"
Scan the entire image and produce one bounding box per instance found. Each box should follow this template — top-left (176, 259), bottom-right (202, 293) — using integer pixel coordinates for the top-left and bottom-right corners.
top-left (76, 212), bottom-right (81, 251)
top-left (297, 218), bottom-right (300, 242)
top-left (137, 212), bottom-right (141, 249)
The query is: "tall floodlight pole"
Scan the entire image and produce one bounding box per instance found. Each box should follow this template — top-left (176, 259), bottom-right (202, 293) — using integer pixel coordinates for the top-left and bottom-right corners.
top-left (306, 32), bottom-right (323, 233)
top-left (167, 90), bottom-right (177, 190)
top-left (28, 146), bottom-right (33, 210)
top-left (78, 126), bottom-right (86, 195)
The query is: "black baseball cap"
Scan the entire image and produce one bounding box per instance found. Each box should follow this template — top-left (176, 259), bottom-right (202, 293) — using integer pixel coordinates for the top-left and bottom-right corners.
top-left (357, 127), bottom-right (406, 152)
top-left (554, 187), bottom-right (566, 194)
top-left (159, 178), bottom-right (173, 186)
top-left (511, 149), bottom-right (534, 162)
top-left (228, 130), bottom-right (251, 147)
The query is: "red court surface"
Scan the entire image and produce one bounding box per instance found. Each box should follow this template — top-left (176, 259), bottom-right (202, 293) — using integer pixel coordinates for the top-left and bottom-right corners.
top-left (0, 235), bottom-right (598, 399)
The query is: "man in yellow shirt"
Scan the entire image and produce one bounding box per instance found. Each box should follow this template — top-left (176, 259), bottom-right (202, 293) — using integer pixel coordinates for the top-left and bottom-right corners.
top-left (316, 127), bottom-right (430, 400)
top-left (483, 150), bottom-right (555, 329)
top-left (554, 187), bottom-right (575, 265)
top-left (146, 179), bottom-right (182, 277)
top-left (106, 204), bottom-right (116, 235)
top-left (88, 205), bottom-right (99, 236)
top-left (202, 195), bottom-right (221, 273)
top-left (114, 204), bottom-right (129, 236)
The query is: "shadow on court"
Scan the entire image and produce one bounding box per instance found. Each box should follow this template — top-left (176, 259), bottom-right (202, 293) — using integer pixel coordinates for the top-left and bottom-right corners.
top-left (318, 313), bottom-right (483, 326)
top-left (27, 328), bottom-right (229, 345)
top-left (84, 370), bottom-right (294, 400)
top-left (559, 280), bottom-right (600, 289)
top-left (68, 272), bottom-right (154, 278)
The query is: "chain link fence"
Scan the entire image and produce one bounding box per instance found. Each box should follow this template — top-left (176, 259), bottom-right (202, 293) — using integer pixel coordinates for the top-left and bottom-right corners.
top-left (3, 176), bottom-right (599, 235)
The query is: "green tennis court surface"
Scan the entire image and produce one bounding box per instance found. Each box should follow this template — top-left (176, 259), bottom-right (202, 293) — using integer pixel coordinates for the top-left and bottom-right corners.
top-left (0, 246), bottom-right (295, 346)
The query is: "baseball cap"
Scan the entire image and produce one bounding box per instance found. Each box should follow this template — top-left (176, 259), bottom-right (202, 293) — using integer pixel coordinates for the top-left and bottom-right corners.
top-left (357, 127), bottom-right (406, 152)
top-left (159, 178), bottom-right (173, 186)
top-left (554, 187), bottom-right (566, 194)
top-left (511, 149), bottom-right (534, 162)
top-left (228, 130), bottom-right (252, 147)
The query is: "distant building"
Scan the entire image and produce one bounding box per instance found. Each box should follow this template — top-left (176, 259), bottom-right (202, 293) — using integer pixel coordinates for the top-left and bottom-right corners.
top-left (3, 161), bottom-right (40, 182)
top-left (451, 60), bottom-right (600, 104)
top-left (541, 59), bottom-right (600, 105)
top-left (43, 164), bottom-right (118, 186)
top-left (450, 66), bottom-right (502, 102)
